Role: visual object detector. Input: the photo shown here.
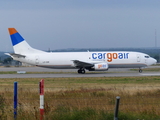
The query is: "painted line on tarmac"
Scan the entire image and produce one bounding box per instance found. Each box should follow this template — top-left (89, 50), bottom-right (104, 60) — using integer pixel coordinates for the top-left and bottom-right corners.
top-left (141, 73), bottom-right (160, 76)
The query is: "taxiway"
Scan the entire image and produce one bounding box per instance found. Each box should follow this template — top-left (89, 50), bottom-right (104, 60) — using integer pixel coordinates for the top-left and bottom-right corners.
top-left (0, 66), bottom-right (159, 78)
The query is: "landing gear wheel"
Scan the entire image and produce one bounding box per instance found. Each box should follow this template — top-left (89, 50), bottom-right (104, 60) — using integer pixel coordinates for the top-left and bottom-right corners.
top-left (77, 69), bottom-right (85, 74)
top-left (81, 69), bottom-right (85, 74)
top-left (78, 70), bottom-right (81, 74)
top-left (139, 69), bottom-right (142, 73)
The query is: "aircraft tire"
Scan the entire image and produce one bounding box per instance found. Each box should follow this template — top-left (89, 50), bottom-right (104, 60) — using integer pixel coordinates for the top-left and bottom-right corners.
top-left (139, 69), bottom-right (142, 73)
top-left (81, 69), bottom-right (85, 74)
top-left (78, 69), bottom-right (85, 74)
top-left (78, 70), bottom-right (82, 74)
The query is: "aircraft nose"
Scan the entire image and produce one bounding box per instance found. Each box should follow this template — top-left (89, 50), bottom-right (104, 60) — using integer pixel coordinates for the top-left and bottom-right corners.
top-left (147, 57), bottom-right (157, 66)
top-left (151, 57), bottom-right (157, 65)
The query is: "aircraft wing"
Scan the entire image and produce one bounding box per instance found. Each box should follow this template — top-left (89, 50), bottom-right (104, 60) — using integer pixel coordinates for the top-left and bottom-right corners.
top-left (72, 60), bottom-right (94, 68)
top-left (5, 53), bottom-right (26, 58)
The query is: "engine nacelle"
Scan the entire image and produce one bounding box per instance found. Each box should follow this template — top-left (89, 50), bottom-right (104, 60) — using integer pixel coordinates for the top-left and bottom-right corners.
top-left (89, 63), bottom-right (108, 71)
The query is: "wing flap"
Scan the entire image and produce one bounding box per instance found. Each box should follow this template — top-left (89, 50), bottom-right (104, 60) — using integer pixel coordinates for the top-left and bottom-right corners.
top-left (72, 60), bottom-right (94, 68)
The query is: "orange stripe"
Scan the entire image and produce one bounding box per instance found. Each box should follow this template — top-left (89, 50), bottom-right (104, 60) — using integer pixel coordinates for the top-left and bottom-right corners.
top-left (8, 28), bottom-right (18, 35)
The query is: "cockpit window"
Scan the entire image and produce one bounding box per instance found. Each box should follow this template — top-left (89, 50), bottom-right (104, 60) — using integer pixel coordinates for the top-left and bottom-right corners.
top-left (145, 56), bottom-right (150, 58)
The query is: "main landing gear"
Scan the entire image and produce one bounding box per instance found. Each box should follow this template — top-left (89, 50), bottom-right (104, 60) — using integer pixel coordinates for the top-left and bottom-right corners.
top-left (77, 68), bottom-right (85, 74)
top-left (139, 68), bottom-right (142, 73)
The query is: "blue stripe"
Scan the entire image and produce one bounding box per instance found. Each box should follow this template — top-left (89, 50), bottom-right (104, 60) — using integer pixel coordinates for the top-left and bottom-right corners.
top-left (10, 32), bottom-right (24, 46)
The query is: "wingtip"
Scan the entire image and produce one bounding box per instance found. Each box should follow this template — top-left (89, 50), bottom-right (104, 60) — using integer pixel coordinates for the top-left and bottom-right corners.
top-left (8, 28), bottom-right (18, 35)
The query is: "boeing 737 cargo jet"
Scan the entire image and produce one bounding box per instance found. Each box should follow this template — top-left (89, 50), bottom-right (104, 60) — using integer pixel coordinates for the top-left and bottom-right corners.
top-left (6, 28), bottom-right (157, 74)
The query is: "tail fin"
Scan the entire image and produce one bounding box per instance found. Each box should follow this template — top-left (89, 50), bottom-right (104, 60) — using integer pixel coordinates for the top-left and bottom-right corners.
top-left (8, 28), bottom-right (45, 54)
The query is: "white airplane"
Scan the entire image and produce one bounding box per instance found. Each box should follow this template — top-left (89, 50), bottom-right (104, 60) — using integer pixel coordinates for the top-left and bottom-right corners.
top-left (6, 28), bottom-right (157, 74)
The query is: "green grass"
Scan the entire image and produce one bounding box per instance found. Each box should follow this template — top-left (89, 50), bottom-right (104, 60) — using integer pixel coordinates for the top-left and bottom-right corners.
top-left (1, 77), bottom-right (160, 119)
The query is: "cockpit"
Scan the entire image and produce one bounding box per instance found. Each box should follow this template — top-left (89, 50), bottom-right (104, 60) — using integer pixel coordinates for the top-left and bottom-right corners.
top-left (144, 56), bottom-right (150, 58)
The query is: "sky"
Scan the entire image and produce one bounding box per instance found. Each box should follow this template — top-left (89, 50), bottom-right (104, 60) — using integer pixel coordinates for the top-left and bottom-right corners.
top-left (1, 0), bottom-right (160, 52)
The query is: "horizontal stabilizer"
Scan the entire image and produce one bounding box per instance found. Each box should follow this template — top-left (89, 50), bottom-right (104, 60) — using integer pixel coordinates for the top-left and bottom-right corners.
top-left (5, 53), bottom-right (26, 58)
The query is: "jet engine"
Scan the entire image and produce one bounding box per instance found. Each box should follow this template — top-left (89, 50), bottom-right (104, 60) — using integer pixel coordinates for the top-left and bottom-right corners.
top-left (88, 63), bottom-right (108, 71)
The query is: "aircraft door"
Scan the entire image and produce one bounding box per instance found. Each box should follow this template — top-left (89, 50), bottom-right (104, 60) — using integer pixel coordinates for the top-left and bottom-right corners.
top-left (137, 54), bottom-right (141, 62)
top-left (35, 56), bottom-right (39, 64)
top-left (144, 56), bottom-right (148, 64)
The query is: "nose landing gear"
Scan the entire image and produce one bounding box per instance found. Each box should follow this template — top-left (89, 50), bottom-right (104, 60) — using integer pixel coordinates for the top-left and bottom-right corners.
top-left (139, 68), bottom-right (142, 73)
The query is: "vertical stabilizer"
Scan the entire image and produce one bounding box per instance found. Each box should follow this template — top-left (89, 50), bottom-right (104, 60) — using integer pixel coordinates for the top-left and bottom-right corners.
top-left (8, 28), bottom-right (45, 54)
